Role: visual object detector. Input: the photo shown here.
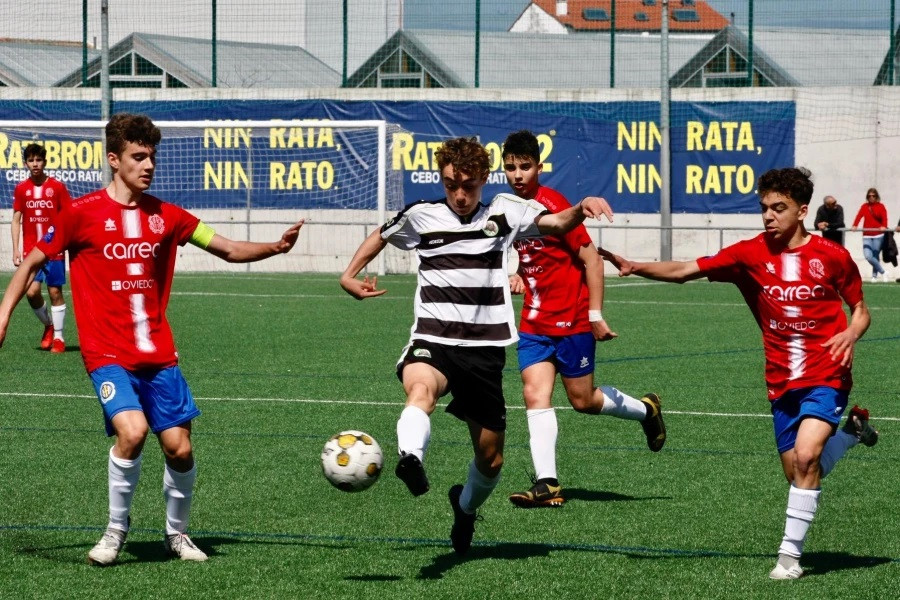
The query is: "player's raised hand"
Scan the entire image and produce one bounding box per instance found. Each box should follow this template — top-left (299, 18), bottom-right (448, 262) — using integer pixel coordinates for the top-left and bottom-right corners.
top-left (579, 196), bottom-right (614, 223)
top-left (508, 274), bottom-right (525, 295)
top-left (341, 274), bottom-right (387, 300)
top-left (275, 219), bottom-right (305, 253)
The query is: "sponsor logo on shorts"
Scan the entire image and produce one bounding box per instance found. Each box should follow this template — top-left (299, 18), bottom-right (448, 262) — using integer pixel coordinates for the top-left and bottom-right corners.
top-left (580, 356), bottom-right (589, 368)
top-left (99, 381), bottom-right (116, 404)
top-left (413, 348), bottom-right (432, 359)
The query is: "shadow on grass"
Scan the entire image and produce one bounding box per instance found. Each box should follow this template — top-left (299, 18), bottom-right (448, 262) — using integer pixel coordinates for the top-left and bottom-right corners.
top-left (563, 488), bottom-right (672, 503)
top-left (803, 551), bottom-right (896, 576)
top-left (15, 535), bottom-right (245, 566)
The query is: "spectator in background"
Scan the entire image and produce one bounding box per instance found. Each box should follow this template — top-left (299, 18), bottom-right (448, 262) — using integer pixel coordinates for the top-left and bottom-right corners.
top-left (814, 195), bottom-right (845, 246)
top-left (851, 188), bottom-right (889, 282)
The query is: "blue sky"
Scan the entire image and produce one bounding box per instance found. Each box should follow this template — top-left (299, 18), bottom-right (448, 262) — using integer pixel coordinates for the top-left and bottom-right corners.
top-left (403, 0), bottom-right (897, 32)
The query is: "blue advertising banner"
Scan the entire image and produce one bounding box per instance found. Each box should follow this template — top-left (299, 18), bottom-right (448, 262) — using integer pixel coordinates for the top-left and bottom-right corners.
top-left (0, 99), bottom-right (794, 213)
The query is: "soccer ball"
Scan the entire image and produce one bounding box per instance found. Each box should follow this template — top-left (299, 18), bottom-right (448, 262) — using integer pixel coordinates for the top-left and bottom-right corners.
top-left (320, 430), bottom-right (384, 492)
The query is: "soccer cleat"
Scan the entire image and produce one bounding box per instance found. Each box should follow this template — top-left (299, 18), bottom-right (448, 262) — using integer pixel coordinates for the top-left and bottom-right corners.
top-left (842, 405), bottom-right (879, 447)
top-left (50, 338), bottom-right (65, 353)
top-left (640, 393), bottom-right (666, 452)
top-left (40, 324), bottom-right (54, 350)
top-left (769, 562), bottom-right (804, 580)
top-left (448, 484), bottom-right (480, 555)
top-left (395, 452), bottom-right (430, 496)
top-left (508, 478), bottom-right (565, 508)
top-left (164, 533), bottom-right (208, 562)
top-left (87, 525), bottom-right (128, 566)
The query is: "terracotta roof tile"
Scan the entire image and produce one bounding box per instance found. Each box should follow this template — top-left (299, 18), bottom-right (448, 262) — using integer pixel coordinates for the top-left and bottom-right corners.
top-left (531, 0), bottom-right (729, 33)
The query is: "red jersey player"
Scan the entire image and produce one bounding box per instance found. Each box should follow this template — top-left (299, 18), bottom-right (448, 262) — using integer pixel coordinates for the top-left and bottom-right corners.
top-left (0, 114), bottom-right (304, 566)
top-left (500, 131), bottom-right (666, 509)
top-left (11, 143), bottom-right (72, 352)
top-left (608, 167), bottom-right (877, 580)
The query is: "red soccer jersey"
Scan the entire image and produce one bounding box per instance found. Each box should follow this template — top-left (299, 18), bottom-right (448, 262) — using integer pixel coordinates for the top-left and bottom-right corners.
top-left (513, 186), bottom-right (594, 336)
top-left (12, 177), bottom-right (71, 260)
top-left (696, 233), bottom-right (864, 400)
top-left (36, 190), bottom-right (200, 372)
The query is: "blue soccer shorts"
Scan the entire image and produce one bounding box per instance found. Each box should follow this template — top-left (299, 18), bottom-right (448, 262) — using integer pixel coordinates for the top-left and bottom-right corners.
top-left (517, 331), bottom-right (595, 378)
top-left (33, 258), bottom-right (66, 288)
top-left (771, 386), bottom-right (849, 454)
top-left (89, 364), bottom-right (201, 437)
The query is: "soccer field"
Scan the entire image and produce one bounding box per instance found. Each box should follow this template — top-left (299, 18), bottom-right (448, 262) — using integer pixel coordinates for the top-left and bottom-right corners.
top-left (1, 273), bottom-right (897, 599)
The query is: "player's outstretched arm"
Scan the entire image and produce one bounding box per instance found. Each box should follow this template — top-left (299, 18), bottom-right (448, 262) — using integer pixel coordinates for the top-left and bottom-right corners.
top-left (204, 220), bottom-right (304, 263)
top-left (619, 258), bottom-right (704, 283)
top-left (340, 229), bottom-right (389, 300)
top-left (536, 196), bottom-right (613, 236)
top-left (0, 247), bottom-right (48, 348)
top-left (822, 300), bottom-right (870, 367)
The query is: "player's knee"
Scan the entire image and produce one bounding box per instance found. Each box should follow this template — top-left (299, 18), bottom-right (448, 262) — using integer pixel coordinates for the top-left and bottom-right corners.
top-left (792, 450), bottom-right (819, 477)
top-left (569, 392), bottom-right (601, 414)
top-left (115, 427), bottom-right (149, 455)
top-left (162, 441), bottom-right (194, 465)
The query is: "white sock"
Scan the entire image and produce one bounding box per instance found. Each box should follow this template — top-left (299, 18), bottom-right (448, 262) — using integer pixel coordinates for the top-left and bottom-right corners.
top-left (598, 386), bottom-right (647, 421)
top-left (108, 447), bottom-right (142, 532)
top-left (819, 430), bottom-right (857, 478)
top-left (33, 303), bottom-right (51, 326)
top-left (50, 304), bottom-right (66, 339)
top-left (459, 460), bottom-right (501, 514)
top-left (778, 485), bottom-right (820, 558)
top-left (526, 408), bottom-right (558, 481)
top-left (396, 405), bottom-right (431, 462)
top-left (163, 463), bottom-right (197, 535)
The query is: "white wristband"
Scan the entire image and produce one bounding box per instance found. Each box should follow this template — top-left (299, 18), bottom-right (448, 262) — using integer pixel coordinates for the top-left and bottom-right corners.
top-left (588, 310), bottom-right (603, 322)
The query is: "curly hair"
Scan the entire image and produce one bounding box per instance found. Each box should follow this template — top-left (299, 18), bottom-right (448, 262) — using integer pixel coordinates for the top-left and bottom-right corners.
top-left (435, 136), bottom-right (490, 181)
top-left (105, 113), bottom-right (162, 156)
top-left (757, 167), bottom-right (814, 206)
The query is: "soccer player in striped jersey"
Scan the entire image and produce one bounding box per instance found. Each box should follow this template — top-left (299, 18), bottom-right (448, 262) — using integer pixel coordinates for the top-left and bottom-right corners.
top-left (501, 130), bottom-right (665, 509)
top-left (11, 143), bottom-right (72, 352)
top-left (0, 114), bottom-right (304, 566)
top-left (341, 136), bottom-right (613, 555)
top-left (607, 167), bottom-right (878, 580)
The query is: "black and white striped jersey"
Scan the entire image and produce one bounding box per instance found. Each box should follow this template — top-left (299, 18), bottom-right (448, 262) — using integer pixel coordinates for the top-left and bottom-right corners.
top-left (382, 193), bottom-right (548, 347)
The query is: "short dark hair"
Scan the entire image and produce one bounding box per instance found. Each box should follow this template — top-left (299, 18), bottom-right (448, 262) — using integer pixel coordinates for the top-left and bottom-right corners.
top-left (105, 113), bottom-right (161, 156)
top-left (24, 142), bottom-right (46, 161)
top-left (435, 136), bottom-right (490, 181)
top-left (502, 130), bottom-right (540, 162)
top-left (757, 167), bottom-right (813, 206)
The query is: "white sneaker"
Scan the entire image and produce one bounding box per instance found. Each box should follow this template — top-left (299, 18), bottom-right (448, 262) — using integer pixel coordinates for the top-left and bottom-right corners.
top-left (769, 562), bottom-right (804, 580)
top-left (164, 533), bottom-right (208, 561)
top-left (882, 272), bottom-right (891, 283)
top-left (871, 276), bottom-right (878, 283)
top-left (88, 526), bottom-right (128, 566)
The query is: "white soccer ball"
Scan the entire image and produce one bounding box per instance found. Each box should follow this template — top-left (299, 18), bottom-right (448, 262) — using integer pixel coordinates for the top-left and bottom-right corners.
top-left (321, 430), bottom-right (384, 492)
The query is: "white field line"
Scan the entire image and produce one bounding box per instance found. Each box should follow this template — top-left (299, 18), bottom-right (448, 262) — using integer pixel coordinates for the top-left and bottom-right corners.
top-left (1, 391), bottom-right (898, 421)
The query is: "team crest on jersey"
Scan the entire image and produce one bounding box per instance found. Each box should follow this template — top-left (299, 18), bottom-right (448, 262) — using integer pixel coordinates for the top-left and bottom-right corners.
top-left (46, 188), bottom-right (55, 198)
top-left (148, 215), bottom-right (165, 235)
top-left (482, 220), bottom-right (499, 237)
top-left (99, 381), bottom-right (116, 404)
top-left (808, 258), bottom-right (825, 280)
